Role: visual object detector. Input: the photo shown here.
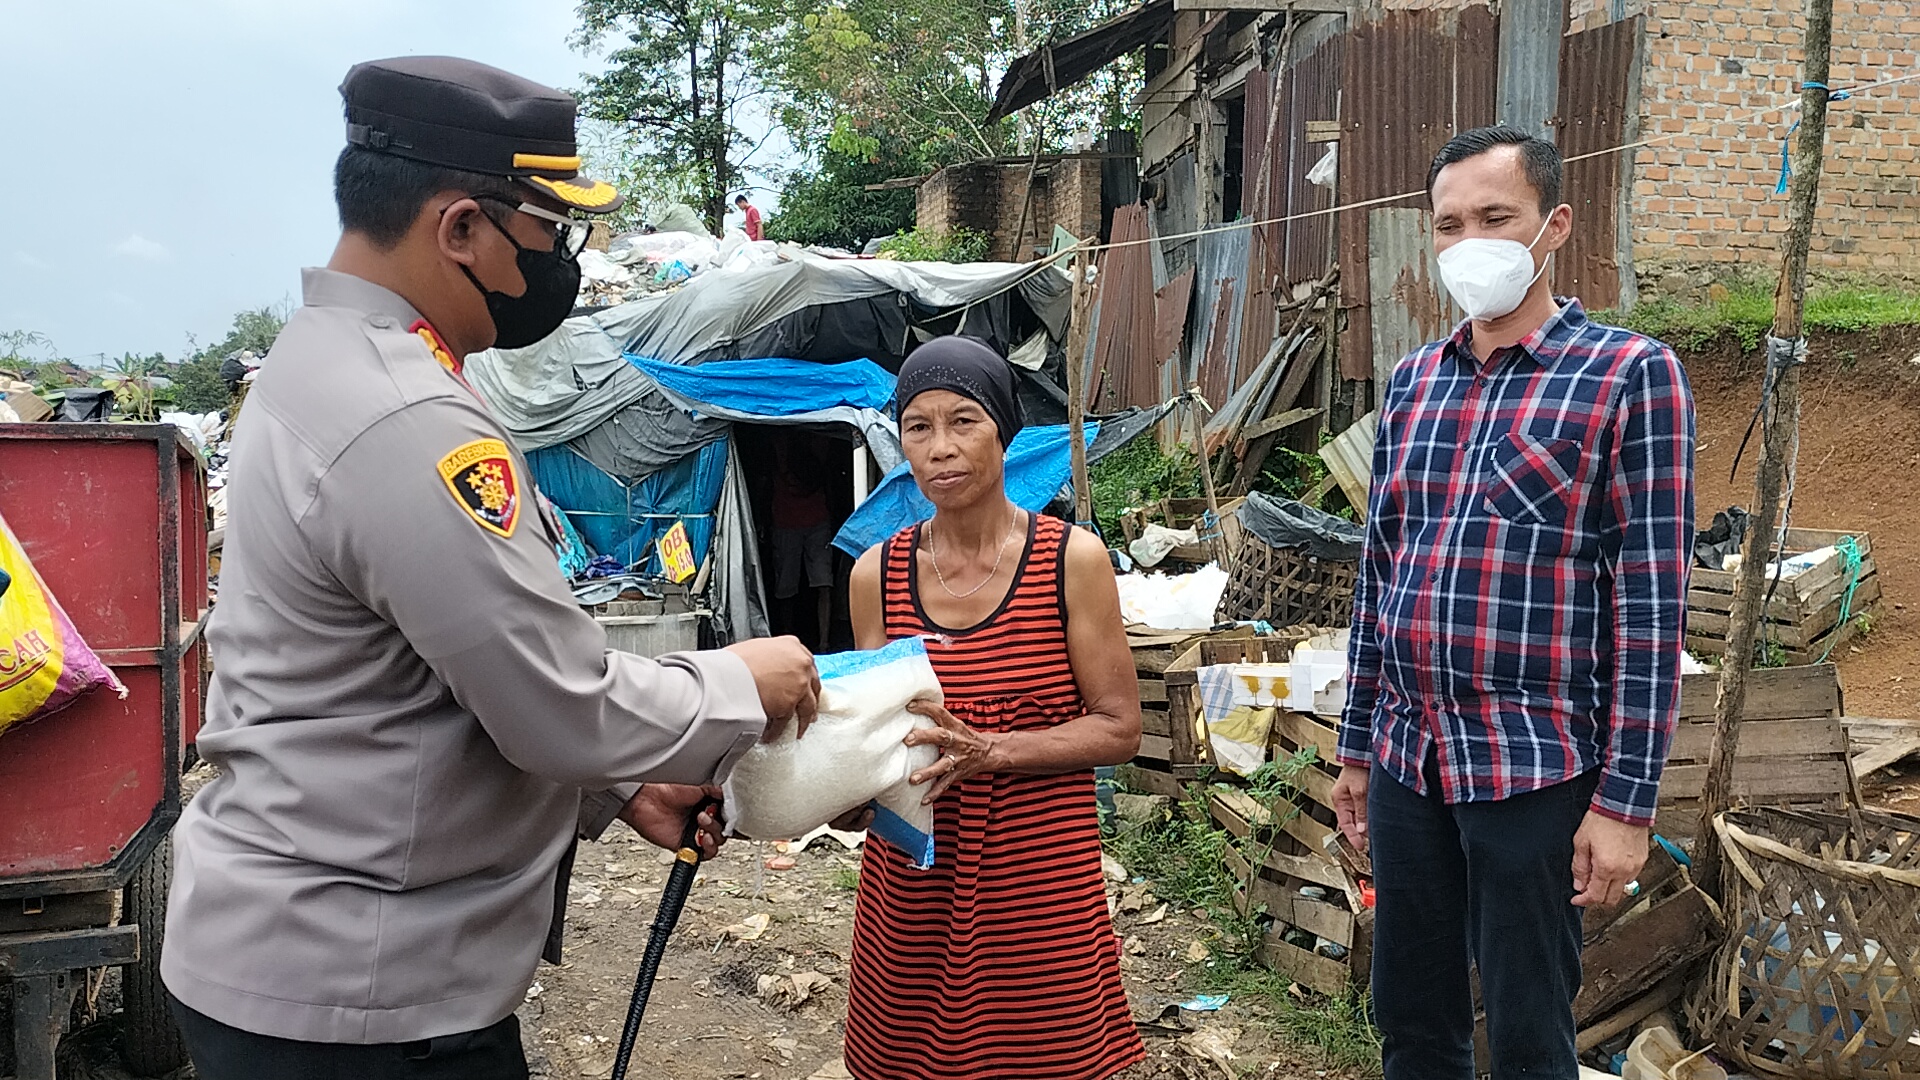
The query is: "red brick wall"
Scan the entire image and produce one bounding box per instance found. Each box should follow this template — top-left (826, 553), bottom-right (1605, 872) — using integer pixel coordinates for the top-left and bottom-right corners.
top-left (917, 157), bottom-right (1106, 262)
top-left (1628, 0), bottom-right (1920, 294)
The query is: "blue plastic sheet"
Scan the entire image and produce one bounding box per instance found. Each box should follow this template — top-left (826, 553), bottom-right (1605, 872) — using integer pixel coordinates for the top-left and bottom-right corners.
top-left (527, 438), bottom-right (730, 573)
top-left (831, 422), bottom-right (1099, 557)
top-left (627, 355), bottom-right (896, 416)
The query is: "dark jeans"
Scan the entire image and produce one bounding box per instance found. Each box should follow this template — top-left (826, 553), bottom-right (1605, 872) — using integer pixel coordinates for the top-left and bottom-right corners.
top-left (1368, 756), bottom-right (1599, 1080)
top-left (171, 998), bottom-right (529, 1080)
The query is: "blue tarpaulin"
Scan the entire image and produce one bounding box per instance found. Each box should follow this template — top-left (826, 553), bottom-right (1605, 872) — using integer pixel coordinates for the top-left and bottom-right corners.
top-left (527, 438), bottom-right (731, 573)
top-left (832, 422), bottom-right (1099, 557)
top-left (627, 356), bottom-right (895, 416)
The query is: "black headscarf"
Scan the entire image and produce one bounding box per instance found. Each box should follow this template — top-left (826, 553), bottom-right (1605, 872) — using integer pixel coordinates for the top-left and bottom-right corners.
top-left (894, 336), bottom-right (1024, 450)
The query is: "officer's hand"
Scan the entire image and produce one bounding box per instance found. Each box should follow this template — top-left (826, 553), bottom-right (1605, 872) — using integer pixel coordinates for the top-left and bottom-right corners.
top-left (618, 784), bottom-right (725, 859)
top-left (724, 635), bottom-right (820, 741)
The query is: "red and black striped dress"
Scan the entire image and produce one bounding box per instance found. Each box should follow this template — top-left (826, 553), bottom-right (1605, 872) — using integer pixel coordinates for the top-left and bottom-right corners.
top-left (844, 514), bottom-right (1144, 1080)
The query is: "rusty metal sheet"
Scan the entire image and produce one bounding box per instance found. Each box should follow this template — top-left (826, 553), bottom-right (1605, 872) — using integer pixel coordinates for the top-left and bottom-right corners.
top-left (1338, 4), bottom-right (1500, 382)
top-left (1187, 224), bottom-right (1253, 403)
top-left (1199, 277), bottom-right (1240, 407)
top-left (1366, 207), bottom-right (1459, 389)
top-left (1156, 268), bottom-right (1197, 363)
top-left (1089, 204), bottom-right (1164, 412)
top-left (1553, 15), bottom-right (1642, 311)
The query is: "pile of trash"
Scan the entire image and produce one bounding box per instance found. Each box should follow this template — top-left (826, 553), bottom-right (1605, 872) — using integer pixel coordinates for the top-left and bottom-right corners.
top-left (576, 202), bottom-right (790, 306)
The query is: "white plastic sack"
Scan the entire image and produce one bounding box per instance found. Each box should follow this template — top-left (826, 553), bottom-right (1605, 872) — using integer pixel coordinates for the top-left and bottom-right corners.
top-left (1306, 143), bottom-right (1338, 189)
top-left (1128, 523), bottom-right (1199, 569)
top-left (723, 636), bottom-right (943, 868)
top-left (1116, 564), bottom-right (1229, 630)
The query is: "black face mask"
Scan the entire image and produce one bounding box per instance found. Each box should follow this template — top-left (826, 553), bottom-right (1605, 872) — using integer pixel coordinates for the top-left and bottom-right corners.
top-left (463, 212), bottom-right (581, 350)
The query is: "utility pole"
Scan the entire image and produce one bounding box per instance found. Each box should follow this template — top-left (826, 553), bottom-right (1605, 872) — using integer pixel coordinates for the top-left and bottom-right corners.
top-left (1693, 0), bottom-right (1835, 899)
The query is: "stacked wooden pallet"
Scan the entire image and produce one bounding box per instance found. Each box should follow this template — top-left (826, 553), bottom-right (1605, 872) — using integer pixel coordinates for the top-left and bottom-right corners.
top-left (1654, 663), bottom-right (1858, 840)
top-left (1120, 626), bottom-right (1252, 797)
top-left (1686, 528), bottom-right (1879, 667)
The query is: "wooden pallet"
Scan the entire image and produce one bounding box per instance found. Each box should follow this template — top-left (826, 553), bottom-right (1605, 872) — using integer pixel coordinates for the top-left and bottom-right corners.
top-left (1654, 663), bottom-right (1858, 840)
top-left (1211, 792), bottom-right (1369, 997)
top-left (1124, 627), bottom-right (1255, 787)
top-left (1686, 528), bottom-right (1880, 666)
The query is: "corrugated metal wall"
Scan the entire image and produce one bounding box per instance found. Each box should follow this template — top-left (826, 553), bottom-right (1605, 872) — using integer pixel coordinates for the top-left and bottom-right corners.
top-left (1181, 224), bottom-right (1254, 406)
top-left (1554, 15), bottom-right (1643, 311)
top-left (1089, 204), bottom-right (1162, 412)
top-left (1337, 5), bottom-right (1500, 383)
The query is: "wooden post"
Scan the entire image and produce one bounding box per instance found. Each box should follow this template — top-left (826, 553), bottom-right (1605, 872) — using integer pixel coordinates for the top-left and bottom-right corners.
top-left (1068, 251), bottom-right (1093, 528)
top-left (1694, 0), bottom-right (1834, 900)
top-left (1187, 388), bottom-right (1228, 564)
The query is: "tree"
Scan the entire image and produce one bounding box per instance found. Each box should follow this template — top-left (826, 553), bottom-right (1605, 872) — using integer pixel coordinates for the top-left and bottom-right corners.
top-left (170, 303), bottom-right (290, 413)
top-left (575, 0), bottom-right (775, 233)
top-left (763, 149), bottom-right (917, 250)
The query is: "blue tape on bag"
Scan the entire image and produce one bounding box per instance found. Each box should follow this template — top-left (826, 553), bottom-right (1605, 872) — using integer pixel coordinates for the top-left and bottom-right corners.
top-left (866, 803), bottom-right (936, 871)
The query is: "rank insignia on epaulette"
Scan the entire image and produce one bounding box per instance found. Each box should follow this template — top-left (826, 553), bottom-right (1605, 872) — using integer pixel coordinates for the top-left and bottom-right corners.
top-left (437, 439), bottom-right (520, 538)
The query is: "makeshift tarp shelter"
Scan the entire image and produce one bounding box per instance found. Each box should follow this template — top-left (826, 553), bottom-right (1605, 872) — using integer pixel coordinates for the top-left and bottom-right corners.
top-left (465, 251), bottom-right (1078, 641)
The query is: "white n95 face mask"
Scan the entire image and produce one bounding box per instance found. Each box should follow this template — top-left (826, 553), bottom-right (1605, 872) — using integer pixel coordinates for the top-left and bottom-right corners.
top-left (1434, 217), bottom-right (1552, 321)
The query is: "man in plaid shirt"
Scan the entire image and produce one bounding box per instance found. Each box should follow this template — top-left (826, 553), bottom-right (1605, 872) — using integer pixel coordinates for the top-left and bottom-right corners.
top-left (1331, 127), bottom-right (1695, 1079)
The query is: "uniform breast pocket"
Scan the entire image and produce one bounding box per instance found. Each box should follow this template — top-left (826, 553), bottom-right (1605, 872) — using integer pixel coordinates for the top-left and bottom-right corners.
top-left (1485, 432), bottom-right (1584, 526)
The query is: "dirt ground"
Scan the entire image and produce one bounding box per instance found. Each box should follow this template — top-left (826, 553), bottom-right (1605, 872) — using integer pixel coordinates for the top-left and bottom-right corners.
top-left (42, 814), bottom-right (1361, 1080)
top-left (1682, 326), bottom-right (1920, 814)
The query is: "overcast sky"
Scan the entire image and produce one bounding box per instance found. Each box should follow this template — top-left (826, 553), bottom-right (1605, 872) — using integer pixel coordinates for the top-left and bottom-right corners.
top-left (1, 1), bottom-right (785, 364)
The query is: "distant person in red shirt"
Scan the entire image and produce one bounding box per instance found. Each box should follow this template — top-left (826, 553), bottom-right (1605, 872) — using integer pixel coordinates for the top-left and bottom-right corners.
top-left (735, 193), bottom-right (763, 241)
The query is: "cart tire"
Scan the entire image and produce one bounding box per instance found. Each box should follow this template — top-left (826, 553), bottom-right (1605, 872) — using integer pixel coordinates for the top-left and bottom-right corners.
top-left (122, 833), bottom-right (188, 1077)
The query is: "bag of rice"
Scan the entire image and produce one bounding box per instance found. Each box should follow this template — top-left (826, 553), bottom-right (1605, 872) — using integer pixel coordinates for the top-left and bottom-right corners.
top-left (0, 509), bottom-right (127, 737)
top-left (722, 635), bottom-right (943, 868)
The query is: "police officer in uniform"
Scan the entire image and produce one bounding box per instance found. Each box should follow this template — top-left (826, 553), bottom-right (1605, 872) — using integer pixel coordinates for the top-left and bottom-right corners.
top-left (161, 56), bottom-right (820, 1079)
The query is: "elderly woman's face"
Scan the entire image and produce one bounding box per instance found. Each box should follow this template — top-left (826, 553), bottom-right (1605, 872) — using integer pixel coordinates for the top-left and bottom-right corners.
top-left (901, 390), bottom-right (1004, 508)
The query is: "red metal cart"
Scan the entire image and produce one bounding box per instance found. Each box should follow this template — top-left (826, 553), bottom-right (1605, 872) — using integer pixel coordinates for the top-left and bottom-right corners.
top-left (0, 423), bottom-right (207, 1078)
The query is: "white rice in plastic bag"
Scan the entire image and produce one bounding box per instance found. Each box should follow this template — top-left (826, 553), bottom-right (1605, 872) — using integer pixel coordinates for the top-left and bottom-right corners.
top-left (722, 636), bottom-right (943, 868)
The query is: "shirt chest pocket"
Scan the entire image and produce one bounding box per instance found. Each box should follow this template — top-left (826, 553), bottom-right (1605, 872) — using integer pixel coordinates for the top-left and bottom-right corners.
top-left (1485, 432), bottom-right (1584, 526)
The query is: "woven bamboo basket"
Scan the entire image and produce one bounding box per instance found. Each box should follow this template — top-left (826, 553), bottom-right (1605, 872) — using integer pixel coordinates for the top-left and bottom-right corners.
top-left (1690, 807), bottom-right (1920, 1079)
top-left (1215, 534), bottom-right (1357, 630)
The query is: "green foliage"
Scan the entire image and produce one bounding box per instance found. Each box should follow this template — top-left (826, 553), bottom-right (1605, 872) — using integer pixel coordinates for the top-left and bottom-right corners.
top-left (765, 149), bottom-right (918, 250)
top-left (875, 226), bottom-right (991, 263)
top-left (832, 865), bottom-right (861, 891)
top-left (1607, 281), bottom-right (1920, 352)
top-left (1196, 966), bottom-right (1383, 1075)
top-left (1088, 437), bottom-right (1202, 542)
top-left (170, 303), bottom-right (289, 413)
top-left (574, 0), bottom-right (777, 232)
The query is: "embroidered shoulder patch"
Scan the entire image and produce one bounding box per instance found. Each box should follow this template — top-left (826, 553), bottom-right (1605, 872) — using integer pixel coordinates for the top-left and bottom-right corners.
top-left (437, 439), bottom-right (521, 538)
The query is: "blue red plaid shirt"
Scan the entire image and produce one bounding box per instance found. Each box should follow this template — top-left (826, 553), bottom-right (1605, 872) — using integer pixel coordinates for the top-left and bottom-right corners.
top-left (1337, 300), bottom-right (1695, 827)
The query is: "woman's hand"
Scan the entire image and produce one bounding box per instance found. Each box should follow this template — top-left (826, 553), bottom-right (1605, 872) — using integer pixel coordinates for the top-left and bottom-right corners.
top-left (903, 698), bottom-right (1004, 803)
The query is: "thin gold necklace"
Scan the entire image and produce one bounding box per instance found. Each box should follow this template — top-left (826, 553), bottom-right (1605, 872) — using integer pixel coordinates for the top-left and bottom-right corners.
top-left (930, 511), bottom-right (1021, 599)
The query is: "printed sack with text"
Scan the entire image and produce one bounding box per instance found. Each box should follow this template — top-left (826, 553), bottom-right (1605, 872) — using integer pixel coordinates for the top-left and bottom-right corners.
top-left (0, 509), bottom-right (126, 737)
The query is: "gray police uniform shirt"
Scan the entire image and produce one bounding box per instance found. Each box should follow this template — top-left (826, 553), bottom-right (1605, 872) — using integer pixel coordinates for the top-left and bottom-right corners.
top-left (162, 268), bottom-right (766, 1044)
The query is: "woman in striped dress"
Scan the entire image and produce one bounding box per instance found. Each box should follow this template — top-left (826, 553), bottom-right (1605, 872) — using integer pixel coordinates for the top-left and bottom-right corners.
top-left (839, 336), bottom-right (1145, 1080)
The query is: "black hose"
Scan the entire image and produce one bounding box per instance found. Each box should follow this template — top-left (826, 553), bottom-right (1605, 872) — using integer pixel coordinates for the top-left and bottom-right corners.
top-left (610, 799), bottom-right (717, 1080)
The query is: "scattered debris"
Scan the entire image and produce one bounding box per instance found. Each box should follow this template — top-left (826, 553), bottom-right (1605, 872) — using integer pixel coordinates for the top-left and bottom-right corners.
top-left (1102, 853), bottom-right (1130, 881)
top-left (720, 913), bottom-right (772, 942)
top-left (1178, 993), bottom-right (1230, 1013)
top-left (1138, 903), bottom-right (1170, 926)
top-left (1180, 1024), bottom-right (1242, 1079)
top-left (757, 970), bottom-right (834, 1009)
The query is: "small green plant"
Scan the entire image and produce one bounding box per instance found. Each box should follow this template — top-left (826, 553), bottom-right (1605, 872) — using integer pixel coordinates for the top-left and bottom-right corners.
top-left (1759, 639), bottom-right (1790, 669)
top-left (1852, 610), bottom-right (1877, 638)
top-left (832, 866), bottom-right (861, 891)
top-left (1196, 966), bottom-right (1383, 1074)
top-left (1088, 437), bottom-right (1202, 542)
top-left (876, 226), bottom-right (991, 263)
